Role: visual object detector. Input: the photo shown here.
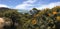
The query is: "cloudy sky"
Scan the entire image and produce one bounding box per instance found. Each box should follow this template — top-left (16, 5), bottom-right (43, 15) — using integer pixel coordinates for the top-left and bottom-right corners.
top-left (0, 0), bottom-right (60, 10)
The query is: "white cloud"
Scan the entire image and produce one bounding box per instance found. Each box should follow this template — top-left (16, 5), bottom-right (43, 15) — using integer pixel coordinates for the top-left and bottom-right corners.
top-left (37, 2), bottom-right (60, 9)
top-left (15, 0), bottom-right (36, 9)
top-left (15, 3), bottom-right (33, 9)
top-left (15, 0), bottom-right (60, 10)
top-left (0, 4), bottom-right (9, 8)
top-left (23, 0), bottom-right (36, 4)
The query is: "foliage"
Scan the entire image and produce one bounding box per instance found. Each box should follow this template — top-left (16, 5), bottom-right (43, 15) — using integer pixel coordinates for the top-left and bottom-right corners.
top-left (0, 6), bottom-right (60, 29)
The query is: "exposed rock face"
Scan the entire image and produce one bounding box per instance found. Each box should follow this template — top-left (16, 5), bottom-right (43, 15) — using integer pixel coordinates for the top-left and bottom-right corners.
top-left (0, 17), bottom-right (12, 29)
top-left (0, 18), bottom-right (5, 29)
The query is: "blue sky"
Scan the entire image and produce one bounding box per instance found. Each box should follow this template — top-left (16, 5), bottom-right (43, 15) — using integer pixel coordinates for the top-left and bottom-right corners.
top-left (0, 0), bottom-right (60, 10)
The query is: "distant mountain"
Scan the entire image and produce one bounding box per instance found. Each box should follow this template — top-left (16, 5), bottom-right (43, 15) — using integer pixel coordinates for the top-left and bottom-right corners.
top-left (18, 9), bottom-right (30, 13)
top-left (0, 7), bottom-right (30, 13)
top-left (0, 7), bottom-right (10, 10)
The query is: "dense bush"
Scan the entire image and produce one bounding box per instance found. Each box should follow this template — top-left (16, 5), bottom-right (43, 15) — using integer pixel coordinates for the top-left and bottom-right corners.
top-left (0, 6), bottom-right (60, 29)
